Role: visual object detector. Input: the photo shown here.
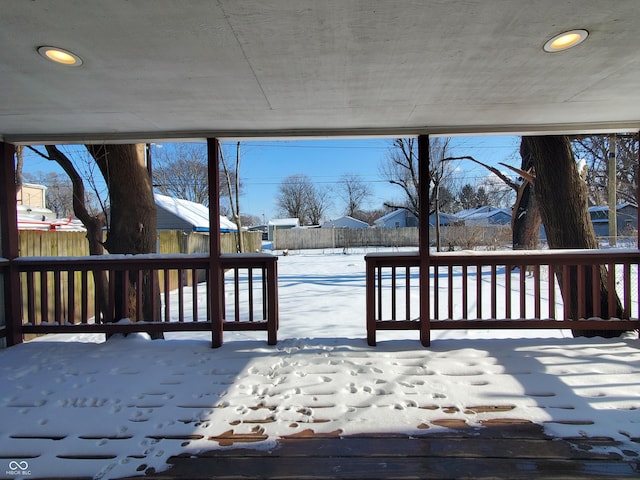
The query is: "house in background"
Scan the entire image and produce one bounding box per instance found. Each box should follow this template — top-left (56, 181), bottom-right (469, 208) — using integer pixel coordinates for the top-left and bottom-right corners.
top-left (374, 209), bottom-right (418, 229)
top-left (428, 212), bottom-right (457, 226)
top-left (17, 183), bottom-right (46, 208)
top-left (456, 206), bottom-right (511, 226)
top-left (589, 203), bottom-right (638, 236)
top-left (322, 216), bottom-right (369, 229)
top-left (155, 193), bottom-right (237, 233)
top-left (268, 218), bottom-right (300, 241)
top-left (16, 182), bottom-right (84, 231)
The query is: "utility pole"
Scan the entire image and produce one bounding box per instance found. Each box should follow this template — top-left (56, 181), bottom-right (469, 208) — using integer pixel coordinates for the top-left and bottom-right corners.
top-left (608, 134), bottom-right (617, 246)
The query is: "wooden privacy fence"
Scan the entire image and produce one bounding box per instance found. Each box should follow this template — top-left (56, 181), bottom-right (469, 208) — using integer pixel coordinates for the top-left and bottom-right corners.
top-left (16, 252), bottom-right (278, 345)
top-left (274, 227), bottom-right (419, 250)
top-left (366, 249), bottom-right (640, 346)
top-left (272, 226), bottom-right (511, 251)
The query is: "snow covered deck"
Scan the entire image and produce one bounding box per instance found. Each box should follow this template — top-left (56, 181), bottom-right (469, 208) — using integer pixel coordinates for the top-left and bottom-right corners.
top-left (1, 250), bottom-right (639, 478)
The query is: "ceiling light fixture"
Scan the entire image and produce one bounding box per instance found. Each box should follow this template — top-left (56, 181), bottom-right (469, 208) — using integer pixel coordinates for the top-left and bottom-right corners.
top-left (37, 46), bottom-right (83, 66)
top-left (543, 29), bottom-right (589, 53)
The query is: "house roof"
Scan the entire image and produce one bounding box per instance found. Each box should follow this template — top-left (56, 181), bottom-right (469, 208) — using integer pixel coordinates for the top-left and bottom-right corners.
top-left (456, 206), bottom-right (495, 219)
top-left (322, 216), bottom-right (369, 228)
top-left (268, 218), bottom-right (300, 227)
top-left (374, 209), bottom-right (413, 224)
top-left (154, 194), bottom-right (237, 232)
top-left (458, 207), bottom-right (511, 221)
top-left (2, 1), bottom-right (639, 144)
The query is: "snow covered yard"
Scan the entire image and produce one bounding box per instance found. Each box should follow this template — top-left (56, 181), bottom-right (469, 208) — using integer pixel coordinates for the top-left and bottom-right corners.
top-left (1, 248), bottom-right (639, 479)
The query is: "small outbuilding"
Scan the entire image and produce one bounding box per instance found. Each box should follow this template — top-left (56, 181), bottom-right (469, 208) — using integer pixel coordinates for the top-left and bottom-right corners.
top-left (268, 218), bottom-right (300, 241)
top-left (322, 216), bottom-right (369, 229)
top-left (155, 194), bottom-right (237, 233)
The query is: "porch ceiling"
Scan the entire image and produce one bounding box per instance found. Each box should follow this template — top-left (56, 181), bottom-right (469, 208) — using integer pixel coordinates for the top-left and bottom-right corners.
top-left (1, 0), bottom-right (640, 144)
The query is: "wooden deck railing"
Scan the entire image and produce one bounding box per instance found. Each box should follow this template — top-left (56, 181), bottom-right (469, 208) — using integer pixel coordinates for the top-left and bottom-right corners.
top-left (366, 249), bottom-right (640, 346)
top-left (14, 253), bottom-right (278, 345)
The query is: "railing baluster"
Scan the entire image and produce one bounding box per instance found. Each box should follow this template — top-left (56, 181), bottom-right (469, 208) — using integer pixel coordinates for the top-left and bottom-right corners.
top-left (491, 264), bottom-right (497, 319)
top-left (505, 264), bottom-right (511, 319)
top-left (476, 264), bottom-right (482, 320)
top-left (405, 266), bottom-right (411, 321)
top-left (577, 264), bottom-right (586, 319)
top-left (591, 265), bottom-right (600, 318)
top-left (81, 270), bottom-right (89, 323)
top-left (607, 262), bottom-right (616, 318)
top-left (376, 266), bottom-right (382, 322)
top-left (67, 271), bottom-right (75, 324)
top-left (461, 265), bottom-right (468, 319)
top-left (447, 265), bottom-right (453, 319)
top-left (391, 266), bottom-right (397, 320)
top-left (234, 267), bottom-right (240, 322)
top-left (163, 268), bottom-right (171, 322)
top-left (27, 271), bottom-right (36, 325)
top-left (192, 268), bottom-right (198, 323)
top-left (533, 264), bottom-right (540, 320)
top-left (623, 262), bottom-right (631, 319)
top-left (548, 264), bottom-right (555, 319)
top-left (41, 271), bottom-right (49, 325)
top-left (248, 267), bottom-right (254, 322)
top-left (562, 265), bottom-right (571, 320)
top-left (519, 264), bottom-right (526, 319)
top-left (433, 264), bottom-right (439, 320)
top-left (178, 268), bottom-right (184, 323)
top-left (262, 266), bottom-right (268, 320)
top-left (136, 270), bottom-right (143, 322)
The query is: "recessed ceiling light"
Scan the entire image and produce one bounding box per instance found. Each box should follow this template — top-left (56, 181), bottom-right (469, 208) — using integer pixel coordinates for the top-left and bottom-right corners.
top-left (37, 46), bottom-right (83, 66)
top-left (543, 29), bottom-right (589, 53)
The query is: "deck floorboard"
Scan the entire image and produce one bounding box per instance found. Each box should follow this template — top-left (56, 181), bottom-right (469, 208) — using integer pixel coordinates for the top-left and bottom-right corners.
top-left (139, 425), bottom-right (640, 479)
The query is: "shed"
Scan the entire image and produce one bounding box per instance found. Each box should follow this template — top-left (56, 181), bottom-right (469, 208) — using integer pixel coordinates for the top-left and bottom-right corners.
top-left (268, 218), bottom-right (300, 241)
top-left (155, 194), bottom-right (237, 233)
top-left (322, 216), bottom-right (369, 229)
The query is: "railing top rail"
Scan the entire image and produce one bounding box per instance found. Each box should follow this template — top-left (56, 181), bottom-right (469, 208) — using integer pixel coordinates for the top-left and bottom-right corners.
top-left (431, 248), bottom-right (639, 265)
top-left (366, 249), bottom-right (639, 265)
top-left (364, 252), bottom-right (419, 259)
top-left (14, 253), bottom-right (211, 271)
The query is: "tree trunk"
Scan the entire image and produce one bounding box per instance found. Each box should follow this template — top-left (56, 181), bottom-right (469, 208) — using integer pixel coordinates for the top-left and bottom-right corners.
top-left (513, 144), bottom-right (540, 250)
top-left (86, 144), bottom-right (162, 337)
top-left (44, 145), bottom-right (112, 323)
top-left (522, 136), bottom-right (624, 337)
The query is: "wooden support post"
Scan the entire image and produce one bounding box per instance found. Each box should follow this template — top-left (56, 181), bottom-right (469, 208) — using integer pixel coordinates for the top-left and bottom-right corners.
top-left (207, 138), bottom-right (224, 347)
top-left (418, 135), bottom-right (431, 347)
top-left (0, 142), bottom-right (22, 346)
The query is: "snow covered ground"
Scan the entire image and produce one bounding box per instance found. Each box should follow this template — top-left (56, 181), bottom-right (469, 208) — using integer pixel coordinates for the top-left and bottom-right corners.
top-left (1, 247), bottom-right (639, 479)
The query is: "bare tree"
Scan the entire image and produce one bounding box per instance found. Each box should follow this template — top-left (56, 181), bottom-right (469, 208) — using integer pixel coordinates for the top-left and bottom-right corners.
top-left (572, 134), bottom-right (638, 206)
top-left (339, 173), bottom-right (372, 217)
top-left (306, 186), bottom-right (332, 225)
top-left (28, 144), bottom-right (161, 336)
top-left (523, 136), bottom-right (624, 337)
top-left (276, 174), bottom-right (332, 225)
top-left (381, 137), bottom-right (456, 218)
top-left (153, 143), bottom-right (210, 205)
top-left (219, 142), bottom-right (244, 252)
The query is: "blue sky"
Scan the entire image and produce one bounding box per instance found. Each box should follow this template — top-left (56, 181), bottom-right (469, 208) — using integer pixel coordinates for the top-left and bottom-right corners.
top-left (22, 136), bottom-right (521, 222)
